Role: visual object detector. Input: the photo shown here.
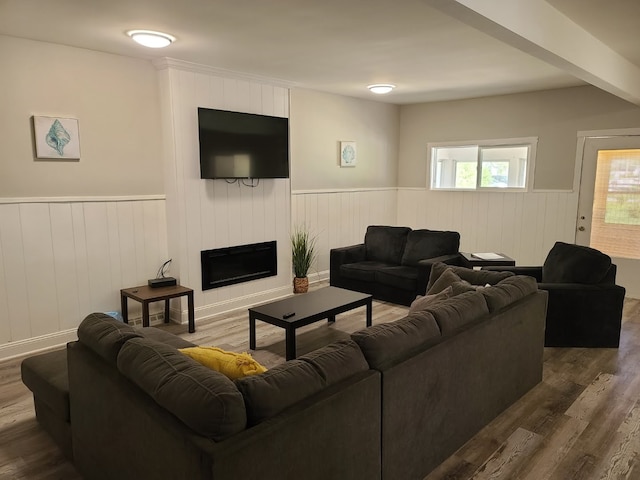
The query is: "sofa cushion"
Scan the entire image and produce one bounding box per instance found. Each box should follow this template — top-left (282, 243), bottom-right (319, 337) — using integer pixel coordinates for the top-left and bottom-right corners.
top-left (340, 261), bottom-right (391, 282)
top-left (409, 285), bottom-right (453, 313)
top-left (77, 313), bottom-right (142, 364)
top-left (21, 349), bottom-right (70, 421)
top-left (427, 262), bottom-right (514, 292)
top-left (117, 338), bottom-right (247, 441)
top-left (401, 229), bottom-right (460, 266)
top-left (136, 326), bottom-right (196, 349)
top-left (299, 340), bottom-right (369, 385)
top-left (235, 340), bottom-right (368, 426)
top-left (542, 241), bottom-right (612, 284)
top-left (481, 276), bottom-right (539, 312)
top-left (375, 266), bottom-right (418, 292)
top-left (364, 225), bottom-right (411, 265)
top-left (351, 311), bottom-right (442, 369)
top-left (421, 290), bottom-right (490, 335)
top-left (426, 268), bottom-right (476, 297)
top-left (235, 360), bottom-right (325, 426)
top-left (179, 346), bottom-right (267, 380)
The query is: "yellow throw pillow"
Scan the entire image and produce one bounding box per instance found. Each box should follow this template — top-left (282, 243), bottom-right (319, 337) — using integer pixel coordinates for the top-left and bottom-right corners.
top-left (179, 346), bottom-right (267, 380)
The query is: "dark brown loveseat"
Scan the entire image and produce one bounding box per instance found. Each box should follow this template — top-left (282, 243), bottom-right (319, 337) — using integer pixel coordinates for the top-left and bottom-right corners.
top-left (330, 225), bottom-right (462, 305)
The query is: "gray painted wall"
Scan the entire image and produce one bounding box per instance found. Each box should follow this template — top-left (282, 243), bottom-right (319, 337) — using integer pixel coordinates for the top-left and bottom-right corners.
top-left (0, 35), bottom-right (163, 197)
top-left (398, 86), bottom-right (640, 190)
top-left (290, 89), bottom-right (400, 191)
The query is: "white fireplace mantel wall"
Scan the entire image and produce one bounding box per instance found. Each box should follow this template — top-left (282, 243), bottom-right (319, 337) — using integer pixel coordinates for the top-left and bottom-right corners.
top-left (156, 59), bottom-right (295, 321)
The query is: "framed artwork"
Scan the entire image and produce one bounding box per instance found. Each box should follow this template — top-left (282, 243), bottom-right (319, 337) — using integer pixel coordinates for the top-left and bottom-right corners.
top-left (33, 116), bottom-right (81, 159)
top-left (340, 141), bottom-right (357, 167)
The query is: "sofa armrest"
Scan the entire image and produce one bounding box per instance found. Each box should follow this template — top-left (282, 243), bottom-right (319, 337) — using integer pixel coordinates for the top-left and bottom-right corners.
top-left (330, 244), bottom-right (366, 271)
top-left (482, 266), bottom-right (543, 282)
top-left (415, 254), bottom-right (463, 296)
top-left (539, 283), bottom-right (625, 347)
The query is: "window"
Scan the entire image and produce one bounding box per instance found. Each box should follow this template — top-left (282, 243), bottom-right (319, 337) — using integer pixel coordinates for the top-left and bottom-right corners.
top-left (590, 148), bottom-right (640, 259)
top-left (429, 137), bottom-right (536, 191)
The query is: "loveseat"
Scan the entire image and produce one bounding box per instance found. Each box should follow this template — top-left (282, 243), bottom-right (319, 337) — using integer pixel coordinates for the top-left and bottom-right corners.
top-left (23, 264), bottom-right (546, 480)
top-left (330, 225), bottom-right (462, 305)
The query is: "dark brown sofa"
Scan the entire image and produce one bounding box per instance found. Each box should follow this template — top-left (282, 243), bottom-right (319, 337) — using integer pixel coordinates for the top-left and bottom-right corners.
top-left (330, 225), bottom-right (462, 305)
top-left (23, 267), bottom-right (546, 479)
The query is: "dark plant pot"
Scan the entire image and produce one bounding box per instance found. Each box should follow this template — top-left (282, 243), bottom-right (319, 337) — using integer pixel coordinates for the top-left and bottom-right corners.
top-left (293, 277), bottom-right (309, 293)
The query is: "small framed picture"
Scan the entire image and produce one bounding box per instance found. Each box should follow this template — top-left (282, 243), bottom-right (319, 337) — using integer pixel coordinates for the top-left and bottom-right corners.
top-left (33, 116), bottom-right (81, 159)
top-left (340, 141), bottom-right (357, 167)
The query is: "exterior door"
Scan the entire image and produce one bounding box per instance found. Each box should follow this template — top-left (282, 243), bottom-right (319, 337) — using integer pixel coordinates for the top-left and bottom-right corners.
top-left (576, 135), bottom-right (640, 297)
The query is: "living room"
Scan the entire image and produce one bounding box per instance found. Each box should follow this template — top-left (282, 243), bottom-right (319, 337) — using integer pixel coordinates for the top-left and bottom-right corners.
top-left (2, 1), bottom-right (640, 361)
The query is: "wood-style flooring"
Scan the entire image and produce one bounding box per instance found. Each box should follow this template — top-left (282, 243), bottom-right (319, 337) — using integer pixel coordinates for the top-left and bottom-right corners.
top-left (2, 285), bottom-right (639, 479)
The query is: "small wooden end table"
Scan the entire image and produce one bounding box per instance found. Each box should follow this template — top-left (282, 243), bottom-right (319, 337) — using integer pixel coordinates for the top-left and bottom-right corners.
top-left (120, 284), bottom-right (195, 333)
top-left (460, 252), bottom-right (515, 269)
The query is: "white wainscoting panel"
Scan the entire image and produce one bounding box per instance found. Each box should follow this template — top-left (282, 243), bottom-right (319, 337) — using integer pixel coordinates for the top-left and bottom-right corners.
top-left (397, 188), bottom-right (579, 265)
top-left (0, 198), bottom-right (168, 360)
top-left (292, 188), bottom-right (398, 275)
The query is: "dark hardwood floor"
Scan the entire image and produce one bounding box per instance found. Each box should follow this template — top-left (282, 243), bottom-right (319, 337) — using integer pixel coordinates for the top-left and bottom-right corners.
top-left (2, 285), bottom-right (639, 479)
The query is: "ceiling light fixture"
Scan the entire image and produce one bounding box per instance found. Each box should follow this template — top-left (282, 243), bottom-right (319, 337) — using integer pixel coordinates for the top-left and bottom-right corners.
top-left (127, 30), bottom-right (175, 48)
top-left (367, 84), bottom-right (396, 95)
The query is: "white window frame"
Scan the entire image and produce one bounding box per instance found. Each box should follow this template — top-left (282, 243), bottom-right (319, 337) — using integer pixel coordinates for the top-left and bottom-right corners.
top-left (428, 137), bottom-right (538, 192)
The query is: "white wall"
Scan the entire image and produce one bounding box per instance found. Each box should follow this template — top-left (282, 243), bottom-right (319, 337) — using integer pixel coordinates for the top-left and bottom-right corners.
top-left (156, 59), bottom-right (294, 320)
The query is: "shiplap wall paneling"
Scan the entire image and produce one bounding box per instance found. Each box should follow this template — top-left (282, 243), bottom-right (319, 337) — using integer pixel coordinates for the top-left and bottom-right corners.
top-left (0, 204), bottom-right (31, 343)
top-left (396, 189), bottom-right (578, 266)
top-left (292, 189), bottom-right (398, 274)
top-left (162, 62), bottom-right (293, 320)
top-left (0, 220), bottom-right (10, 344)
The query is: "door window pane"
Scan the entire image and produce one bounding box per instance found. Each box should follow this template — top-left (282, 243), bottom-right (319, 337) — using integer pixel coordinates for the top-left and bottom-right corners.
top-left (591, 149), bottom-right (640, 259)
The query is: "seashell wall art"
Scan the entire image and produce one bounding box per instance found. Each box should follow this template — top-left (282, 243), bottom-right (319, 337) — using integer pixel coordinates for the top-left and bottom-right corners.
top-left (33, 116), bottom-right (80, 159)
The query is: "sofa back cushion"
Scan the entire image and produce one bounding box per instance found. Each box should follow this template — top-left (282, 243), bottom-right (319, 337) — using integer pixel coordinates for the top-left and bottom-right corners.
top-left (364, 225), bottom-right (411, 264)
top-left (235, 340), bottom-right (368, 425)
top-left (117, 337), bottom-right (247, 441)
top-left (351, 311), bottom-right (442, 370)
top-left (480, 276), bottom-right (538, 312)
top-left (401, 229), bottom-right (460, 266)
top-left (77, 313), bottom-right (142, 364)
top-left (421, 290), bottom-right (490, 335)
top-left (542, 241), bottom-right (612, 284)
top-left (426, 262), bottom-right (514, 292)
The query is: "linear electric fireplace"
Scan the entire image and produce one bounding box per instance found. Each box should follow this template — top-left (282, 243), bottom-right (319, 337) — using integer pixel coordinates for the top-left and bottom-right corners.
top-left (201, 241), bottom-right (277, 290)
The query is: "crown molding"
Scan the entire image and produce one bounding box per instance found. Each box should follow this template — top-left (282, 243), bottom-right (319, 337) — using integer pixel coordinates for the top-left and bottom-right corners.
top-left (153, 57), bottom-right (297, 88)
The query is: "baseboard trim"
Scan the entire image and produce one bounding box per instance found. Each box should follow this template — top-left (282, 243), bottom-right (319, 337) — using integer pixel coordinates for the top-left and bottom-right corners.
top-left (0, 328), bottom-right (78, 362)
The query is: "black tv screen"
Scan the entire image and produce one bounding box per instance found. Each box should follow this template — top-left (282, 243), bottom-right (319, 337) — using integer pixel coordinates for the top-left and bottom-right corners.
top-left (198, 107), bottom-right (290, 179)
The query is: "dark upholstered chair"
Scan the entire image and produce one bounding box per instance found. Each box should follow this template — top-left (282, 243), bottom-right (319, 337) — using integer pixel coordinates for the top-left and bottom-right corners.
top-left (485, 241), bottom-right (625, 347)
top-left (330, 225), bottom-right (462, 305)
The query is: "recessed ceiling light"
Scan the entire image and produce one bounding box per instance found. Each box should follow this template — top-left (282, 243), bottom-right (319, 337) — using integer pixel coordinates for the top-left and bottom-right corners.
top-left (367, 84), bottom-right (396, 95)
top-left (127, 30), bottom-right (175, 48)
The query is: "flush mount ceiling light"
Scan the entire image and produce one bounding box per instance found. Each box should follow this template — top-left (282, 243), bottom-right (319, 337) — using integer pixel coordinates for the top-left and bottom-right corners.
top-left (127, 30), bottom-right (175, 48)
top-left (367, 84), bottom-right (396, 95)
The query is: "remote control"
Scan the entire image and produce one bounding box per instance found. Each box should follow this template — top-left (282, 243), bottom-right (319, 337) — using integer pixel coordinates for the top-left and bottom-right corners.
top-left (282, 312), bottom-right (295, 319)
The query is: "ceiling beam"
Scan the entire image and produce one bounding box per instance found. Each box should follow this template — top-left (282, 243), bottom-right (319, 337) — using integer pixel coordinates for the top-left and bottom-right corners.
top-left (424, 0), bottom-right (640, 106)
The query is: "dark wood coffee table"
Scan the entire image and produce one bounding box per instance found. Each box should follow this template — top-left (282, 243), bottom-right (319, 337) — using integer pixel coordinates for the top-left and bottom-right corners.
top-left (248, 286), bottom-right (373, 360)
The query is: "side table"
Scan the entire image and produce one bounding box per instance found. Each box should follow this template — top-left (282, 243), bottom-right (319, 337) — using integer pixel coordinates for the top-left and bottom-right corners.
top-left (460, 252), bottom-right (515, 269)
top-left (120, 284), bottom-right (195, 333)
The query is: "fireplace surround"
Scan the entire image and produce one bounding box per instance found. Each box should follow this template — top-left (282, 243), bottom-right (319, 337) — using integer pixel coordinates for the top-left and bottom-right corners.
top-left (201, 241), bottom-right (277, 290)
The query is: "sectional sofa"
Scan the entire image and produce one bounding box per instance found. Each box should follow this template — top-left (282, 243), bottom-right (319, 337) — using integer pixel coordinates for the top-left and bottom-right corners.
top-left (22, 264), bottom-right (547, 480)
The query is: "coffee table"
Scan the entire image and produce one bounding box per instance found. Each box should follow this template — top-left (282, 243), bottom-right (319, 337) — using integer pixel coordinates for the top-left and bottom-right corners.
top-left (248, 286), bottom-right (373, 360)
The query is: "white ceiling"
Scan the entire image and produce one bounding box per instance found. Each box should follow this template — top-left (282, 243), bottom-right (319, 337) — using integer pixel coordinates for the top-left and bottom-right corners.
top-left (1, 0), bottom-right (638, 105)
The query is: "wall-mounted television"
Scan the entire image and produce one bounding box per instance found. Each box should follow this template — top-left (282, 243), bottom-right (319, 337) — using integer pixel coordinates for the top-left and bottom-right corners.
top-left (198, 107), bottom-right (289, 179)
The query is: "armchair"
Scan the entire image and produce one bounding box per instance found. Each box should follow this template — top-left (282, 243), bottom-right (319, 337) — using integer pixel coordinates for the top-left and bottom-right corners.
top-left (485, 241), bottom-right (625, 347)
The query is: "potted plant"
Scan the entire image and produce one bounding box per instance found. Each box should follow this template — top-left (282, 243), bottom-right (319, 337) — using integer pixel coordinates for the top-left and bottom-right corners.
top-left (291, 224), bottom-right (317, 293)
